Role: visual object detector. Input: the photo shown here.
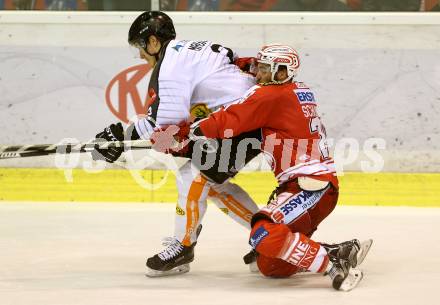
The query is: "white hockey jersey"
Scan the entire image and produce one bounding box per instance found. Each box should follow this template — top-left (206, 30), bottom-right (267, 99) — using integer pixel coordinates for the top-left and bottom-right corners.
top-left (134, 39), bottom-right (255, 139)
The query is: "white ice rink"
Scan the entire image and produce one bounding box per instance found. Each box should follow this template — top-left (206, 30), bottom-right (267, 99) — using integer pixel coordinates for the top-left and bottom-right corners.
top-left (1, 203), bottom-right (439, 305)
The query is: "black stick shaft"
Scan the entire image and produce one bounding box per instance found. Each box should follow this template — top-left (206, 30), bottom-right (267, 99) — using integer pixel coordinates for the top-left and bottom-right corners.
top-left (0, 140), bottom-right (152, 160)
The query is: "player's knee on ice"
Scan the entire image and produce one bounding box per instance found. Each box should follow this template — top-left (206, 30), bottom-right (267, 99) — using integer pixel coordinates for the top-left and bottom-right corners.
top-left (249, 220), bottom-right (301, 278)
top-left (256, 255), bottom-right (300, 278)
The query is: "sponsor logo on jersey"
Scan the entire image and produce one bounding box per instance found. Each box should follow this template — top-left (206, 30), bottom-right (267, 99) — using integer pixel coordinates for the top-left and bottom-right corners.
top-left (294, 89), bottom-right (316, 104)
top-left (250, 226), bottom-right (269, 249)
top-left (105, 64), bottom-right (152, 123)
top-left (220, 208), bottom-right (229, 215)
top-left (173, 44), bottom-right (184, 52)
top-left (274, 189), bottom-right (327, 224)
top-left (188, 40), bottom-right (208, 51)
top-left (172, 40), bottom-right (188, 52)
top-left (286, 240), bottom-right (319, 269)
top-left (272, 211), bottom-right (285, 223)
top-left (176, 206), bottom-right (185, 216)
top-left (280, 191), bottom-right (313, 216)
top-left (261, 200), bottom-right (285, 223)
top-left (301, 104), bottom-right (318, 118)
top-left (190, 103), bottom-right (212, 119)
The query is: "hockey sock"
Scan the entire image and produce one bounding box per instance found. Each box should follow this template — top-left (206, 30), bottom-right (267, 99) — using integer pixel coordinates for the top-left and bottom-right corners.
top-left (250, 219), bottom-right (329, 273)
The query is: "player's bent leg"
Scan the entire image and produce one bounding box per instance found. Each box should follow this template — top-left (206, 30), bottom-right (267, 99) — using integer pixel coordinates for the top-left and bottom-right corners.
top-left (208, 181), bottom-right (261, 272)
top-left (146, 162), bottom-right (210, 277)
top-left (256, 255), bottom-right (300, 278)
top-left (174, 162), bottom-right (211, 246)
top-left (208, 181), bottom-right (259, 228)
top-left (250, 218), bottom-right (363, 290)
top-left (250, 219), bottom-right (329, 273)
top-left (190, 130), bottom-right (262, 270)
top-left (249, 182), bottom-right (365, 291)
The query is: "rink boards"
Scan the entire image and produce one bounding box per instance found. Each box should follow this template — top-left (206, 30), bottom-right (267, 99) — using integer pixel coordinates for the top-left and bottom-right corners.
top-left (1, 12), bottom-right (440, 208)
top-left (0, 168), bottom-right (439, 207)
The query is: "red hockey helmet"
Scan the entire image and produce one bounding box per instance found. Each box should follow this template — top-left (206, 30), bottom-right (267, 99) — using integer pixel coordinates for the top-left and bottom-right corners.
top-left (256, 44), bottom-right (300, 83)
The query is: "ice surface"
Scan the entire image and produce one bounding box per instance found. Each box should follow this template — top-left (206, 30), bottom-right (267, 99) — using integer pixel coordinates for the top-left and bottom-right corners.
top-left (0, 203), bottom-right (439, 305)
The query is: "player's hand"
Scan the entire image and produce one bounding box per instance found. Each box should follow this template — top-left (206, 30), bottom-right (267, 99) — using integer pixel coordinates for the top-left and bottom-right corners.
top-left (151, 122), bottom-right (191, 156)
top-left (91, 122), bottom-right (125, 163)
top-left (234, 57), bottom-right (257, 76)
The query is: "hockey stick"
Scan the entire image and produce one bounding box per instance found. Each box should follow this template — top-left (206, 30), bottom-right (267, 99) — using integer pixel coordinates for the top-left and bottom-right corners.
top-left (0, 140), bottom-right (152, 160)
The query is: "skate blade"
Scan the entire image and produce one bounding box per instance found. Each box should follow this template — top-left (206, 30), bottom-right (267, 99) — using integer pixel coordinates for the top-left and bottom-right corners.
top-left (339, 268), bottom-right (363, 292)
top-left (248, 261), bottom-right (259, 273)
top-left (145, 264), bottom-right (190, 278)
top-left (355, 239), bottom-right (373, 267)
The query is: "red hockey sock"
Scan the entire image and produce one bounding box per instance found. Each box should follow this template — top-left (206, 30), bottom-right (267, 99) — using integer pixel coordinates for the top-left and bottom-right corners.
top-left (250, 219), bottom-right (329, 273)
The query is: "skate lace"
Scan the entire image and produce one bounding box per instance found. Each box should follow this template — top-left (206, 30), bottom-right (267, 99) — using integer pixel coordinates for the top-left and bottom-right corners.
top-left (158, 237), bottom-right (184, 261)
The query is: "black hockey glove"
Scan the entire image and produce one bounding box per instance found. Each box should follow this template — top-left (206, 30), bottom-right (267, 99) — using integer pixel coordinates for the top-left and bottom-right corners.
top-left (91, 122), bottom-right (126, 163)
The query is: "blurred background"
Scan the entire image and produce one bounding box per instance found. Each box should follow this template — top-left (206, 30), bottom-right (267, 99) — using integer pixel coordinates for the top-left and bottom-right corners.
top-left (1, 0), bottom-right (439, 11)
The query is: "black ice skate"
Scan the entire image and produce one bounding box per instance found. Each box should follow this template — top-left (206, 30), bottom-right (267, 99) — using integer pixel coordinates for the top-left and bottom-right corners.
top-left (322, 239), bottom-right (372, 291)
top-left (243, 249), bottom-right (259, 273)
top-left (146, 225), bottom-right (202, 277)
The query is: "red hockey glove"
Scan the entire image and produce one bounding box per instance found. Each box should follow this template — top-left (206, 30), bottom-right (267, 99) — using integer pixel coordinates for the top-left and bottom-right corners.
top-left (150, 122), bottom-right (191, 157)
top-left (234, 57), bottom-right (257, 76)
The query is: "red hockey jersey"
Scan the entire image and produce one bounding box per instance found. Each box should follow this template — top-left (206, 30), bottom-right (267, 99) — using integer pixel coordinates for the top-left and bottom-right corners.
top-left (199, 81), bottom-right (338, 188)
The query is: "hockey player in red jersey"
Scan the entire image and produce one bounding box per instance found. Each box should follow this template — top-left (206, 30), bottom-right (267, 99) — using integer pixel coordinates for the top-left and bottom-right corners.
top-left (183, 44), bottom-right (372, 291)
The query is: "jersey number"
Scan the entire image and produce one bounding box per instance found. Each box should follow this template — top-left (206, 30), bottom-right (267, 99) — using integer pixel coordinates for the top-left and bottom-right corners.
top-left (309, 117), bottom-right (330, 159)
top-left (211, 44), bottom-right (234, 64)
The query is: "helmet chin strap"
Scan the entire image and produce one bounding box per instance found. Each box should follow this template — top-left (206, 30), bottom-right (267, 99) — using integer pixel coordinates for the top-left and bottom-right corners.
top-left (146, 38), bottom-right (172, 61)
top-left (271, 63), bottom-right (293, 83)
top-left (278, 76), bottom-right (293, 84)
top-left (144, 37), bottom-right (166, 61)
top-left (145, 48), bottom-right (160, 61)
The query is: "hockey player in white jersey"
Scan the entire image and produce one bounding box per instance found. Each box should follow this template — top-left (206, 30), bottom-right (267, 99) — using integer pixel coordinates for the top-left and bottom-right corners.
top-left (91, 11), bottom-right (261, 277)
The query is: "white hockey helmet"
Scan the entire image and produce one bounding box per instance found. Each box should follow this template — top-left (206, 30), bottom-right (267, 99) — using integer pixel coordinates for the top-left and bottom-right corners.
top-left (256, 44), bottom-right (300, 83)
